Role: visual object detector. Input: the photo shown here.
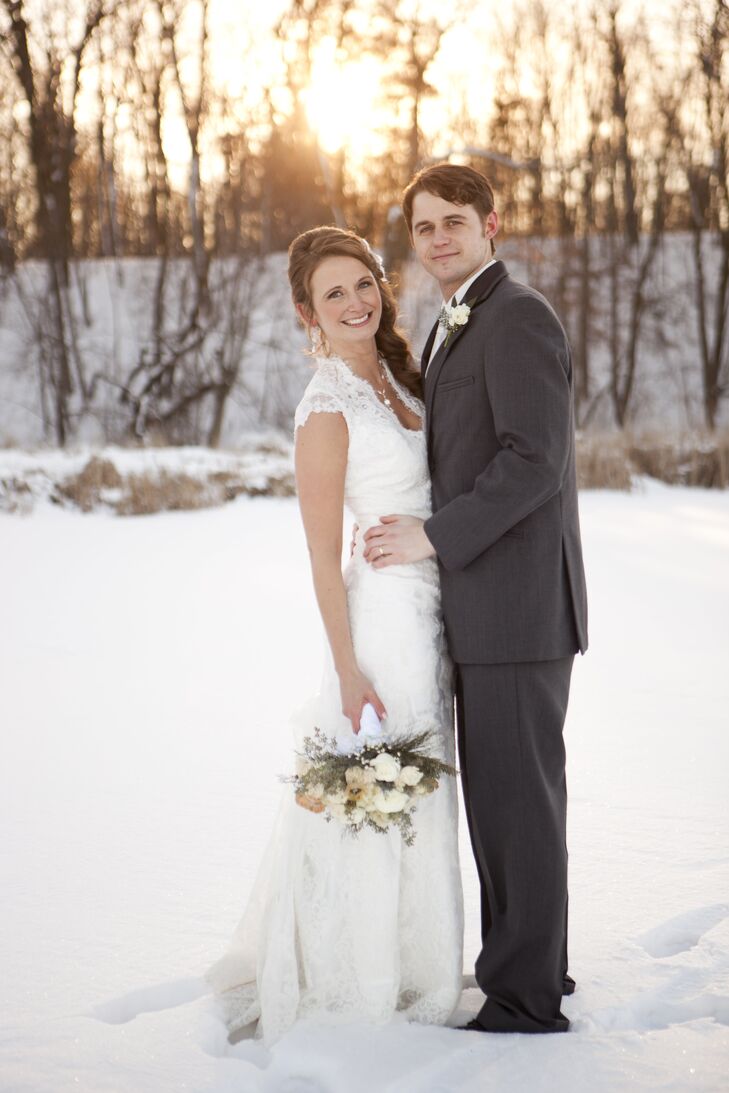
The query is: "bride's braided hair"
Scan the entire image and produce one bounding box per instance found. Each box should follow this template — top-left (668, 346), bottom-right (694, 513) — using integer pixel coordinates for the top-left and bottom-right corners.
top-left (288, 226), bottom-right (423, 402)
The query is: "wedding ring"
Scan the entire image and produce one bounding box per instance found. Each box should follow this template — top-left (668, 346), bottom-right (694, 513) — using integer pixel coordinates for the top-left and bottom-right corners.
top-left (378, 546), bottom-right (385, 557)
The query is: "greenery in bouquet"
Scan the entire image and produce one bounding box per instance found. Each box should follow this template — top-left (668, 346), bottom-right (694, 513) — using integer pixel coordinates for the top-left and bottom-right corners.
top-left (282, 727), bottom-right (457, 846)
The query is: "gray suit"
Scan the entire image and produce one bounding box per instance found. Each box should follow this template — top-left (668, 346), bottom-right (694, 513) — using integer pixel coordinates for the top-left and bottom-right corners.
top-left (422, 260), bottom-right (588, 1033)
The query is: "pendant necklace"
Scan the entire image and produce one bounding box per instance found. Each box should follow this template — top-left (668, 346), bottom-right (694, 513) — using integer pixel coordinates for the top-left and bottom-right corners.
top-left (374, 357), bottom-right (401, 409)
top-left (340, 351), bottom-right (404, 409)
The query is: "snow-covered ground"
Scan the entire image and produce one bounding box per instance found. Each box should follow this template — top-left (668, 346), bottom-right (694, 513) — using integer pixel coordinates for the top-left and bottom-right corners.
top-left (2, 482), bottom-right (728, 1092)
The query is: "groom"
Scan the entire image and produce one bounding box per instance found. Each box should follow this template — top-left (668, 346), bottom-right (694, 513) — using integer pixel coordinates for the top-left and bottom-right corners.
top-left (363, 163), bottom-right (588, 1034)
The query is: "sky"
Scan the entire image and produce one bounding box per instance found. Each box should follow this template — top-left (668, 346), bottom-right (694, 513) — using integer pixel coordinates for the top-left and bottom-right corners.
top-left (59, 0), bottom-right (694, 189)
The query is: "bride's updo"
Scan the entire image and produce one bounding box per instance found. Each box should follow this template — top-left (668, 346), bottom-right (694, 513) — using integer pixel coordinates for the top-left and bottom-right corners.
top-left (288, 226), bottom-right (422, 401)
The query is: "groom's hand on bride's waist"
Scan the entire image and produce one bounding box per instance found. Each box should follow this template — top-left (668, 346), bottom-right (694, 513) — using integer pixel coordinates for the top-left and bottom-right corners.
top-left (363, 515), bottom-right (436, 568)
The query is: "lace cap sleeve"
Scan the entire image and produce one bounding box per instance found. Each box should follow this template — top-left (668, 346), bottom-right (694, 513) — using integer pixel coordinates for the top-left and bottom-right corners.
top-left (294, 382), bottom-right (350, 433)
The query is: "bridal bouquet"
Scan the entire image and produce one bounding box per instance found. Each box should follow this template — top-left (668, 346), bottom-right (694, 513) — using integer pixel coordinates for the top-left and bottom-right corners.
top-left (284, 719), bottom-right (457, 846)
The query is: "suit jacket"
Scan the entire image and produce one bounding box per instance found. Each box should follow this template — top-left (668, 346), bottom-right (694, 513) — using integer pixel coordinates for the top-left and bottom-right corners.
top-left (422, 260), bottom-right (588, 664)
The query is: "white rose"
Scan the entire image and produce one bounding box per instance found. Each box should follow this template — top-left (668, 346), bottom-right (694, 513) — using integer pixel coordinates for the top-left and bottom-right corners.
top-left (372, 787), bottom-right (409, 814)
top-left (371, 752), bottom-right (401, 783)
top-left (348, 807), bottom-right (366, 824)
top-left (399, 766), bottom-right (423, 786)
top-left (451, 304), bottom-right (470, 326)
top-left (328, 802), bottom-right (347, 819)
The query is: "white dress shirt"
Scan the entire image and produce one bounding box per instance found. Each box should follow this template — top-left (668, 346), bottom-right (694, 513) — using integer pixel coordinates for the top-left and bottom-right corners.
top-left (427, 257), bottom-right (497, 369)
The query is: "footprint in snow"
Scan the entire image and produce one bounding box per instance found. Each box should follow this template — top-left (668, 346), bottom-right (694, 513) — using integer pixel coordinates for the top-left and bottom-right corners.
top-left (637, 903), bottom-right (729, 959)
top-left (581, 987), bottom-right (729, 1032)
top-left (88, 976), bottom-right (210, 1024)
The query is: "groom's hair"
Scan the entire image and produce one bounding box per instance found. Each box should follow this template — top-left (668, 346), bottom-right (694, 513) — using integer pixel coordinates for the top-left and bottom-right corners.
top-left (402, 163), bottom-right (496, 246)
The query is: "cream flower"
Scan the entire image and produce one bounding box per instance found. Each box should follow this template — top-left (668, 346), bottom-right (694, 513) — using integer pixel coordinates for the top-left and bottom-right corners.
top-left (359, 784), bottom-right (380, 811)
top-left (413, 780), bottom-right (435, 796)
top-left (371, 752), bottom-right (401, 783)
top-left (398, 766), bottom-right (424, 786)
top-left (344, 767), bottom-right (368, 803)
top-left (295, 790), bottom-right (325, 813)
top-left (438, 298), bottom-right (474, 346)
top-left (451, 303), bottom-right (471, 325)
top-left (372, 787), bottom-right (409, 814)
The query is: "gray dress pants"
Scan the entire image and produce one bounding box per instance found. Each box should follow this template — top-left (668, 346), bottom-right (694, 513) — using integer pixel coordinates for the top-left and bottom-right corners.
top-left (455, 655), bottom-right (575, 1032)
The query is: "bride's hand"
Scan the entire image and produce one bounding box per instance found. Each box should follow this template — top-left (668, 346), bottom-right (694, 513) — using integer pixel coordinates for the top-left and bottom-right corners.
top-left (339, 668), bottom-right (387, 733)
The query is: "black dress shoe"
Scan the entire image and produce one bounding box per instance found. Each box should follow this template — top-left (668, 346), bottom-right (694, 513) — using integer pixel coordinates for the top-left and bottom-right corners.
top-left (457, 1003), bottom-right (570, 1034)
top-left (562, 974), bottom-right (576, 996)
top-left (455, 1018), bottom-right (487, 1032)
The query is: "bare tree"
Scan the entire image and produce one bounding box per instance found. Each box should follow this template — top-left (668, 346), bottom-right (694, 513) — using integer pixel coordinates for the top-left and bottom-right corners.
top-left (568, 2), bottom-right (605, 415)
top-left (1, 0), bottom-right (110, 443)
top-left (365, 1), bottom-right (453, 267)
top-left (683, 0), bottom-right (729, 429)
top-left (116, 0), bottom-right (223, 442)
top-left (589, 3), bottom-right (670, 426)
top-left (156, 0), bottom-right (210, 315)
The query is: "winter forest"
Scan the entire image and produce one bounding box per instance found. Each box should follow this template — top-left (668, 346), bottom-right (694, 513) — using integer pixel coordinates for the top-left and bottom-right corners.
top-left (0, 0), bottom-right (728, 454)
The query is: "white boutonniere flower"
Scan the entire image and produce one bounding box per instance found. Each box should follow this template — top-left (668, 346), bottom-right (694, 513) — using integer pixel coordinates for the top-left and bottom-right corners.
top-left (438, 297), bottom-right (476, 347)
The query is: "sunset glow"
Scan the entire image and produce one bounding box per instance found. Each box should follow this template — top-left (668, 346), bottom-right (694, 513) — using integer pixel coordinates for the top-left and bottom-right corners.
top-left (302, 40), bottom-right (386, 155)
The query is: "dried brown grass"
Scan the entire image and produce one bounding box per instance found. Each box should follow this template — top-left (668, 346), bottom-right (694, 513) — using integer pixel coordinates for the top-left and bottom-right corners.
top-left (626, 431), bottom-right (729, 489)
top-left (576, 434), bottom-right (633, 491)
top-left (55, 461), bottom-right (297, 515)
top-left (57, 456), bottom-right (123, 511)
top-left (4, 433), bottom-right (728, 516)
top-left (115, 471), bottom-right (209, 515)
top-left (576, 430), bottom-right (729, 490)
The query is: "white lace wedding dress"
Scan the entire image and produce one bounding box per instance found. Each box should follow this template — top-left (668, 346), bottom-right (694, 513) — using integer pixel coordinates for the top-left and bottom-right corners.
top-left (205, 354), bottom-right (464, 1044)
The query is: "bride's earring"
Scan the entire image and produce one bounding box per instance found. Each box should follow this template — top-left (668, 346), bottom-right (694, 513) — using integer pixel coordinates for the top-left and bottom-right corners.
top-left (310, 324), bottom-right (329, 356)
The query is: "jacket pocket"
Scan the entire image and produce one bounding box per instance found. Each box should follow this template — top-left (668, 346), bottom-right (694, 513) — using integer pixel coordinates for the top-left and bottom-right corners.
top-left (438, 375), bottom-right (475, 392)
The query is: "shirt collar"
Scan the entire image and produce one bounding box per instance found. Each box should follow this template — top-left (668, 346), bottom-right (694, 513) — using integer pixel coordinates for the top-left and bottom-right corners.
top-left (446, 257), bottom-right (498, 306)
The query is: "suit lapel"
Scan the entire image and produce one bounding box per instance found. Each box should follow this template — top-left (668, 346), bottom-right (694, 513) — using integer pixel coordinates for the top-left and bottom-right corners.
top-left (420, 319), bottom-right (439, 377)
top-left (424, 260), bottom-right (509, 425)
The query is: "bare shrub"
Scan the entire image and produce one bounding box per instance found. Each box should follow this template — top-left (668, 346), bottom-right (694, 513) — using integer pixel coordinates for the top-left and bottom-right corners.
top-left (4, 433), bottom-right (727, 518)
top-left (0, 476), bottom-right (32, 513)
top-left (576, 433), bottom-right (633, 490)
top-left (116, 471), bottom-right (210, 515)
top-left (576, 429), bottom-right (729, 490)
top-left (57, 456), bottom-right (123, 511)
top-left (627, 431), bottom-right (729, 488)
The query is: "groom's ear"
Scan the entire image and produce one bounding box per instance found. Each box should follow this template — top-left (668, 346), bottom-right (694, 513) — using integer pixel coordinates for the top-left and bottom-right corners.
top-left (483, 210), bottom-right (499, 253)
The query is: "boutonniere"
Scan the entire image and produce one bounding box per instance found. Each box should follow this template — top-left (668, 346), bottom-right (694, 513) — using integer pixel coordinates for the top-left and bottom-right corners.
top-left (438, 296), bottom-right (477, 347)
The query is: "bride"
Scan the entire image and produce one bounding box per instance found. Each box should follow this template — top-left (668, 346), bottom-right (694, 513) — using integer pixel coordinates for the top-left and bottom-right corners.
top-left (205, 226), bottom-right (463, 1044)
